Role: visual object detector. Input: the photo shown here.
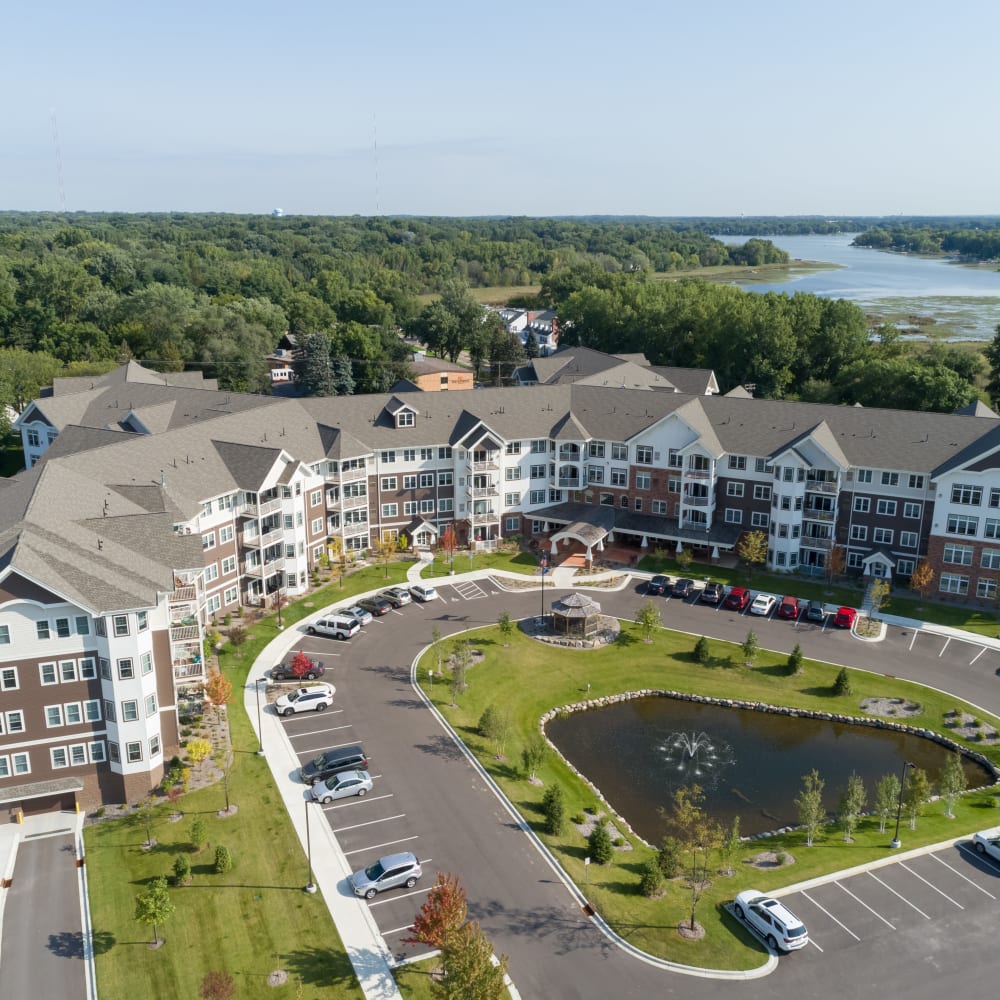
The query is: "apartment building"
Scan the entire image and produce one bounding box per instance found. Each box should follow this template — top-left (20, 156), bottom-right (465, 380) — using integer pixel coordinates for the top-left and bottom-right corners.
top-left (5, 362), bottom-right (1000, 811)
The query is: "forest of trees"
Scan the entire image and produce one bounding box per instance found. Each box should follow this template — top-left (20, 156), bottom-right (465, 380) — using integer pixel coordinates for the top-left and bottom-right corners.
top-left (853, 224), bottom-right (1000, 261)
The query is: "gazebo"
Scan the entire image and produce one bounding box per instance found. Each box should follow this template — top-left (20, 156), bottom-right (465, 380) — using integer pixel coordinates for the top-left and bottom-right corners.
top-left (551, 592), bottom-right (603, 639)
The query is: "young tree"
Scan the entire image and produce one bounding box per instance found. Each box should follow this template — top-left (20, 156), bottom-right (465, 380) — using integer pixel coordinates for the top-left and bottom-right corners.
top-left (542, 785), bottom-right (565, 835)
top-left (868, 578), bottom-right (891, 622)
top-left (521, 732), bottom-right (548, 781)
top-left (134, 876), bottom-right (174, 946)
top-left (187, 738), bottom-right (212, 765)
top-left (910, 560), bottom-right (935, 600)
top-left (826, 544), bottom-right (846, 583)
top-left (190, 816), bottom-right (207, 853)
top-left (938, 752), bottom-right (967, 819)
top-left (435, 919), bottom-right (508, 1000)
top-left (497, 611), bottom-right (514, 645)
top-left (904, 767), bottom-right (931, 829)
top-left (717, 816), bottom-right (741, 876)
top-left (741, 630), bottom-right (760, 667)
top-left (479, 704), bottom-right (512, 758)
top-left (588, 822), bottom-right (614, 865)
top-left (431, 626), bottom-right (444, 674)
top-left (226, 624), bottom-right (247, 657)
top-left (289, 651), bottom-right (319, 680)
top-left (402, 871), bottom-right (468, 949)
top-left (449, 641), bottom-right (471, 704)
top-left (215, 748), bottom-right (236, 814)
top-left (795, 769), bottom-right (826, 847)
top-left (372, 534), bottom-right (396, 577)
top-left (205, 668), bottom-right (233, 724)
top-left (735, 530), bottom-right (767, 579)
top-left (657, 836), bottom-right (682, 879)
top-left (635, 599), bottom-right (662, 642)
top-left (676, 548), bottom-right (694, 573)
top-left (693, 636), bottom-right (710, 665)
top-left (873, 772), bottom-right (901, 833)
top-left (639, 859), bottom-right (664, 897)
top-left (786, 644), bottom-right (804, 676)
top-left (439, 523), bottom-right (457, 570)
top-left (837, 773), bottom-right (867, 842)
top-left (833, 667), bottom-right (853, 697)
top-left (667, 785), bottom-right (721, 932)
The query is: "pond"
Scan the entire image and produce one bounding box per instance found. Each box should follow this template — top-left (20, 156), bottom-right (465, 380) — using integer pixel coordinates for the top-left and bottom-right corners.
top-left (545, 696), bottom-right (994, 840)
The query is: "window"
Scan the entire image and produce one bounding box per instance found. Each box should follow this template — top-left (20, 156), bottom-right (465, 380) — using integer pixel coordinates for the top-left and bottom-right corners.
top-left (0, 667), bottom-right (17, 691)
top-left (40, 662), bottom-right (57, 685)
top-left (419, 473), bottom-right (435, 488)
top-left (610, 468), bottom-right (627, 487)
top-left (588, 441), bottom-right (605, 458)
top-left (438, 498), bottom-right (454, 513)
top-left (754, 458), bottom-right (774, 474)
top-left (224, 586), bottom-right (239, 605)
top-left (979, 578), bottom-right (998, 599)
top-left (99, 658), bottom-right (111, 680)
top-left (778, 524), bottom-right (789, 538)
top-left (753, 485), bottom-right (771, 501)
top-left (951, 484), bottom-right (983, 506)
top-left (504, 492), bottom-right (519, 507)
top-left (403, 475), bottom-right (417, 489)
top-left (122, 700), bottom-right (139, 722)
top-left (620, 495), bottom-right (629, 508)
top-left (84, 700), bottom-right (101, 722)
top-left (727, 482), bottom-right (744, 497)
top-left (380, 476), bottom-right (397, 491)
top-left (652, 500), bottom-right (667, 514)
top-left (204, 563), bottom-right (219, 584)
top-left (145, 693), bottom-right (157, 717)
top-left (55, 617), bottom-right (70, 638)
top-left (856, 469), bottom-right (873, 483)
top-left (850, 525), bottom-right (868, 541)
top-left (68, 743), bottom-right (86, 766)
top-left (380, 450), bottom-right (396, 464)
top-left (635, 473), bottom-right (651, 490)
top-left (881, 472), bottom-right (900, 487)
top-left (587, 466), bottom-right (604, 484)
top-left (46, 705), bottom-right (64, 728)
top-left (149, 735), bottom-right (161, 758)
top-left (116, 657), bottom-right (134, 680)
top-left (728, 455), bottom-right (747, 471)
top-left (2, 710), bottom-right (23, 735)
top-left (36, 620), bottom-right (50, 640)
top-left (504, 467), bottom-right (521, 481)
top-left (64, 702), bottom-right (82, 725)
top-left (725, 508), bottom-right (743, 524)
top-left (381, 504), bottom-right (398, 518)
top-left (531, 440), bottom-right (548, 454)
top-left (402, 448), bottom-right (416, 462)
top-left (505, 516), bottom-right (520, 531)
top-left (908, 475), bottom-right (925, 490)
top-left (982, 550), bottom-right (1000, 570)
top-left (202, 531), bottom-right (216, 551)
top-left (438, 471), bottom-right (453, 487)
top-left (751, 512), bottom-right (769, 528)
top-left (635, 445), bottom-right (653, 464)
top-left (611, 442), bottom-right (628, 462)
top-left (940, 573), bottom-right (969, 595)
top-left (50, 747), bottom-right (68, 769)
top-left (217, 524), bottom-right (234, 545)
top-left (113, 615), bottom-right (130, 637)
top-left (89, 742), bottom-right (106, 763)
top-left (944, 543), bottom-right (973, 565)
top-left (780, 495), bottom-right (792, 511)
top-left (403, 501), bottom-right (418, 516)
top-left (126, 742), bottom-right (143, 763)
top-left (634, 498), bottom-right (643, 511)
top-left (529, 490), bottom-right (546, 505)
top-left (847, 551), bottom-right (864, 568)
top-left (903, 502), bottom-right (921, 519)
top-left (987, 519), bottom-right (1000, 539)
top-left (947, 514), bottom-right (979, 536)
top-left (103, 698), bottom-right (116, 723)
top-left (873, 527), bottom-right (893, 544)
top-left (0, 624), bottom-right (8, 645)
top-left (310, 488), bottom-right (323, 507)
top-left (875, 499), bottom-right (896, 516)
top-left (59, 660), bottom-right (76, 683)
top-left (991, 488), bottom-right (1000, 509)
top-left (529, 464), bottom-right (546, 480)
top-left (221, 555), bottom-right (237, 575)
top-left (668, 477), bottom-right (681, 493)
top-left (505, 441), bottom-right (522, 455)
top-left (439, 446), bottom-right (452, 460)
top-left (310, 517), bottom-right (323, 535)
top-left (420, 499), bottom-right (435, 514)
top-left (600, 493), bottom-right (614, 506)
top-left (895, 558), bottom-right (915, 576)
top-left (900, 531), bottom-right (919, 548)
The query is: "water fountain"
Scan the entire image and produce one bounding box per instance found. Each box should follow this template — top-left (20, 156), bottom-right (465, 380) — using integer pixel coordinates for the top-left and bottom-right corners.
top-left (659, 731), bottom-right (735, 788)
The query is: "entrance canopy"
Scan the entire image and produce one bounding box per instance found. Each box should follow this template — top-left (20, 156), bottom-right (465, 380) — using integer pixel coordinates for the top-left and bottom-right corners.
top-left (549, 506), bottom-right (615, 552)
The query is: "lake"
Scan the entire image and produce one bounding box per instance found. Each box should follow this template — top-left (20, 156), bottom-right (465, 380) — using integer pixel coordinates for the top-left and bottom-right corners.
top-left (717, 233), bottom-right (1000, 341)
top-left (545, 696), bottom-right (994, 841)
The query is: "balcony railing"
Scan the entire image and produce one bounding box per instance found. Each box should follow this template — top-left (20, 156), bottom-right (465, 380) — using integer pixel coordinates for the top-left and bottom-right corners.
top-left (174, 660), bottom-right (207, 681)
top-left (805, 480), bottom-right (839, 494)
top-left (343, 522), bottom-right (369, 537)
top-left (557, 477), bottom-right (581, 489)
top-left (241, 528), bottom-right (283, 549)
top-left (557, 449), bottom-right (581, 462)
top-left (341, 493), bottom-right (368, 510)
top-left (330, 465), bottom-right (368, 483)
top-left (470, 458), bottom-right (500, 471)
top-left (169, 585), bottom-right (197, 604)
top-left (243, 558), bottom-right (285, 578)
top-left (803, 509), bottom-right (835, 522)
top-left (240, 497), bottom-right (283, 518)
top-left (684, 468), bottom-right (712, 480)
top-left (468, 485), bottom-right (498, 498)
top-left (800, 536), bottom-right (833, 549)
top-left (683, 495), bottom-right (712, 507)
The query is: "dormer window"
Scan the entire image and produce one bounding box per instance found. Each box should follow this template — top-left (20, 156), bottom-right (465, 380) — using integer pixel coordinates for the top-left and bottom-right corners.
top-left (397, 410), bottom-right (415, 428)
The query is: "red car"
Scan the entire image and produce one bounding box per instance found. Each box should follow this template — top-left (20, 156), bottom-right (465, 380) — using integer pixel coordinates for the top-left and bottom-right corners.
top-left (724, 586), bottom-right (751, 611)
top-left (777, 595), bottom-right (800, 620)
top-left (833, 606), bottom-right (858, 629)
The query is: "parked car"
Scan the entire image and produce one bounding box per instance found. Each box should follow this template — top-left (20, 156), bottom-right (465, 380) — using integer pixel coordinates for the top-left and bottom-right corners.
top-left (733, 890), bottom-right (809, 952)
top-left (349, 852), bottom-right (423, 900)
top-left (834, 606), bottom-right (858, 629)
top-left (777, 595), bottom-right (800, 620)
top-left (724, 586), bottom-right (751, 611)
top-left (274, 684), bottom-right (335, 717)
top-left (307, 615), bottom-right (360, 640)
top-left (749, 593), bottom-right (777, 616)
top-left (671, 578), bottom-right (694, 599)
top-left (973, 827), bottom-right (1000, 862)
top-left (806, 600), bottom-right (827, 623)
top-left (381, 587), bottom-right (411, 608)
top-left (357, 596), bottom-right (392, 617)
top-left (647, 575), bottom-right (669, 596)
top-left (700, 581), bottom-right (724, 604)
top-left (310, 769), bottom-right (373, 804)
top-left (409, 583), bottom-right (438, 602)
top-left (270, 657), bottom-right (325, 682)
top-left (300, 745), bottom-right (370, 785)
top-left (343, 604), bottom-right (373, 626)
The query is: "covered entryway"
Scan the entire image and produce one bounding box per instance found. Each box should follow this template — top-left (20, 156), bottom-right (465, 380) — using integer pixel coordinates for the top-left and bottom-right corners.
top-left (862, 548), bottom-right (895, 581)
top-left (548, 507), bottom-right (615, 568)
top-left (1, 778), bottom-right (82, 822)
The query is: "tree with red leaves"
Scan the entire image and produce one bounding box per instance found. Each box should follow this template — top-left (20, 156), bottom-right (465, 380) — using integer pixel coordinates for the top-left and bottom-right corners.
top-left (205, 668), bottom-right (232, 724)
top-left (402, 871), bottom-right (467, 949)
top-left (290, 650), bottom-right (316, 680)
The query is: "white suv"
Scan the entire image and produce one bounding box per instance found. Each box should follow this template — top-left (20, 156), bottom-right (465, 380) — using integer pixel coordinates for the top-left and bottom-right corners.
top-left (275, 684), bottom-right (336, 717)
top-left (733, 890), bottom-right (809, 952)
top-left (307, 615), bottom-right (360, 640)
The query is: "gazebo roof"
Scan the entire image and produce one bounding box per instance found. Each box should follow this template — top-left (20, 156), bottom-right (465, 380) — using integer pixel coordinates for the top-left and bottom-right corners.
top-left (551, 592), bottom-right (602, 617)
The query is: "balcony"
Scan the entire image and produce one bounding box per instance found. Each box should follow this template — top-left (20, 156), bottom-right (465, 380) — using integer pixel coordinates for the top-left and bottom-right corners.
top-left (468, 485), bottom-right (498, 498)
top-left (240, 496), bottom-right (283, 518)
top-left (469, 507), bottom-right (499, 524)
top-left (557, 477), bottom-right (581, 489)
top-left (801, 536), bottom-right (833, 549)
top-left (557, 448), bottom-right (581, 462)
top-left (169, 624), bottom-right (200, 643)
top-left (343, 521), bottom-right (369, 537)
top-left (243, 558), bottom-right (285, 578)
top-left (803, 508), bottom-right (835, 522)
top-left (470, 459), bottom-right (500, 473)
top-left (805, 480), bottom-right (839, 494)
top-left (169, 584), bottom-right (197, 603)
top-left (241, 527), bottom-right (283, 549)
top-left (174, 659), bottom-right (207, 681)
top-left (342, 492), bottom-right (368, 510)
top-left (683, 495), bottom-right (712, 507)
top-left (684, 468), bottom-right (712, 480)
top-left (332, 464), bottom-right (368, 483)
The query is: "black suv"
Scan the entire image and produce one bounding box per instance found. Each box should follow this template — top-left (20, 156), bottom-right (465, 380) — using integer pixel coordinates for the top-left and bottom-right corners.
top-left (300, 744), bottom-right (369, 786)
top-left (270, 658), bottom-right (325, 681)
top-left (671, 578), bottom-right (694, 599)
top-left (647, 575), bottom-right (669, 596)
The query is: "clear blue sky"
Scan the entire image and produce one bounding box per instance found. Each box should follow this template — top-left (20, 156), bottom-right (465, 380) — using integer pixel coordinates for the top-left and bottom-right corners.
top-left (4, 0), bottom-right (998, 216)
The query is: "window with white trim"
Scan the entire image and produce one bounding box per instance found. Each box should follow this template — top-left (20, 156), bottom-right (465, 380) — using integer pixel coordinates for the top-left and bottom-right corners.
top-left (876, 499), bottom-right (896, 516)
top-left (947, 514), bottom-right (979, 536)
top-left (753, 485), bottom-right (771, 501)
top-left (122, 700), bottom-right (139, 722)
top-left (987, 518), bottom-right (1000, 539)
top-left (149, 734), bottom-right (161, 758)
top-left (635, 445), bottom-right (653, 464)
top-left (403, 501), bottom-right (418, 516)
top-left (873, 527), bottom-right (893, 544)
top-left (751, 511), bottom-right (769, 528)
top-left (224, 586), bottom-right (239, 605)
top-left (381, 477), bottom-right (397, 492)
top-left (403, 475), bottom-right (418, 489)
top-left (728, 455), bottom-right (747, 471)
top-left (11, 752), bottom-right (29, 775)
top-left (45, 705), bottom-right (64, 728)
top-left (850, 525), bottom-right (868, 541)
top-left (0, 624), bottom-right (9, 645)
top-left (204, 563), bottom-right (219, 584)
top-left (39, 662), bottom-right (57, 685)
top-left (402, 448), bottom-right (416, 462)
top-left (900, 531), bottom-right (919, 549)
top-left (59, 660), bottom-right (76, 683)
top-left (221, 555), bottom-right (237, 575)
top-left (856, 469), bottom-right (873, 483)
top-left (218, 525), bottom-right (235, 545)
top-left (202, 532), bottom-right (216, 551)
top-left (668, 477), bottom-right (681, 493)
top-left (89, 742), bottom-right (106, 763)
top-left (420, 499), bottom-right (435, 514)
top-left (853, 496), bottom-right (870, 513)
top-left (847, 551), bottom-right (864, 568)
top-left (504, 492), bottom-right (519, 507)
top-left (944, 543), bottom-right (974, 565)
top-left (529, 490), bottom-right (546, 505)
top-left (611, 442), bottom-right (628, 461)
top-left (978, 578), bottom-right (998, 599)
top-left (126, 741), bottom-right (143, 763)
top-left (145, 694), bottom-right (157, 717)
top-left (84, 700), bottom-right (102, 722)
top-left (982, 550), bottom-right (1000, 570)
top-left (991, 488), bottom-right (1000, 509)
top-left (903, 502), bottom-right (921, 519)
top-left (636, 473), bottom-right (651, 490)
top-left (504, 467), bottom-right (521, 481)
top-left (68, 743), bottom-right (86, 766)
top-left (505, 517), bottom-right (520, 531)
top-left (0, 667), bottom-right (17, 690)
top-left (600, 493), bottom-right (614, 506)
top-left (610, 468), bottom-right (627, 487)
top-left (652, 500), bottom-right (667, 514)
top-left (881, 472), bottom-right (899, 486)
top-left (725, 508), bottom-right (743, 524)
top-left (381, 504), bottom-right (398, 518)
top-left (896, 558), bottom-right (915, 575)
top-left (36, 620), bottom-right (50, 640)
top-left (118, 658), bottom-right (134, 680)
top-left (113, 615), bottom-right (130, 637)
top-left (940, 573), bottom-right (969, 595)
top-left (64, 702), bottom-right (82, 725)
top-left (55, 617), bottom-right (70, 638)
top-left (438, 498), bottom-right (454, 513)
top-left (727, 482), bottom-right (744, 497)
top-left (951, 484), bottom-right (983, 506)
top-left (51, 747), bottom-right (69, 768)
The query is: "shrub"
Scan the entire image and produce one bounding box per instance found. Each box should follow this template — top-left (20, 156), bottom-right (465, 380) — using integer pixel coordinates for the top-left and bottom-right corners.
top-left (787, 644), bottom-right (804, 675)
top-left (187, 738), bottom-right (212, 764)
top-left (833, 667), bottom-right (853, 696)
top-left (477, 704), bottom-right (500, 739)
top-left (213, 845), bottom-right (233, 874)
top-left (694, 636), bottom-right (710, 665)
top-left (172, 853), bottom-right (191, 885)
top-left (571, 813), bottom-right (586, 825)
top-left (639, 859), bottom-right (664, 897)
top-left (613, 837), bottom-right (625, 847)
top-left (588, 823), bottom-right (614, 864)
top-left (542, 786), bottom-right (565, 836)
top-left (583, 804), bottom-right (599, 815)
top-left (658, 836), bottom-right (682, 878)
top-left (190, 817), bottom-right (207, 852)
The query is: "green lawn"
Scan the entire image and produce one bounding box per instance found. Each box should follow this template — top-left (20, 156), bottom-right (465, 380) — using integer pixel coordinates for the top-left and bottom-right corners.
top-left (84, 560), bottom-right (417, 1000)
top-left (395, 959), bottom-right (439, 1000)
top-left (419, 621), bottom-right (1000, 971)
top-left (421, 549), bottom-right (538, 578)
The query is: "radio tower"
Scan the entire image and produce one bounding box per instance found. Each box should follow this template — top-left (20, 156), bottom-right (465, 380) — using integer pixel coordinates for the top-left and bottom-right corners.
top-left (50, 109), bottom-right (67, 212)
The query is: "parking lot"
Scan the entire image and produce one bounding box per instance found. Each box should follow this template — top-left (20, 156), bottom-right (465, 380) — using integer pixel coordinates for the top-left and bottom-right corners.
top-left (771, 839), bottom-right (1000, 960)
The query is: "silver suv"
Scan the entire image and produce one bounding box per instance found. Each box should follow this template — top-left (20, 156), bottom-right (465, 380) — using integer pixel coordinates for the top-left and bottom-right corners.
top-left (349, 852), bottom-right (422, 899)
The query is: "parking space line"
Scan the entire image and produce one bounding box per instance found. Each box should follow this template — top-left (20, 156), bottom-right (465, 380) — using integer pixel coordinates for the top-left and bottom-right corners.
top-left (324, 793), bottom-right (394, 810)
top-left (970, 646), bottom-right (987, 665)
top-left (333, 813), bottom-right (406, 834)
top-left (834, 881), bottom-right (896, 929)
top-left (298, 738), bottom-right (365, 755)
top-left (800, 890), bottom-right (861, 941)
top-left (809, 938), bottom-right (824, 953)
top-left (866, 871), bottom-right (930, 918)
top-left (898, 862), bottom-right (964, 908)
top-left (370, 886), bottom-right (429, 907)
top-left (949, 845), bottom-right (1000, 888)
top-left (344, 836), bottom-right (419, 857)
top-left (381, 924), bottom-right (414, 936)
top-left (909, 630), bottom-right (919, 651)
top-left (288, 723), bottom-right (352, 739)
top-left (390, 609), bottom-right (405, 616)
top-left (938, 637), bottom-right (952, 657)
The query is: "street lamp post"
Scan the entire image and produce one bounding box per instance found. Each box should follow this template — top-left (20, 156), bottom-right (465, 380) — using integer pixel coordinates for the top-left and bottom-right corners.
top-left (539, 553), bottom-right (548, 628)
top-left (890, 760), bottom-right (915, 849)
top-left (255, 678), bottom-right (267, 756)
top-left (304, 799), bottom-right (317, 893)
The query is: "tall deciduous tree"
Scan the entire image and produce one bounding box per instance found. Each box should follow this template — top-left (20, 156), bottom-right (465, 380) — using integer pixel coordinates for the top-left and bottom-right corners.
top-left (795, 769), bottom-right (826, 847)
top-left (134, 876), bottom-right (174, 946)
top-left (938, 752), bottom-right (967, 819)
top-left (903, 767), bottom-right (931, 829)
top-left (837, 773), bottom-right (866, 842)
top-left (667, 785), bottom-right (721, 932)
top-left (873, 772), bottom-right (902, 833)
top-left (434, 919), bottom-right (508, 1000)
top-left (910, 561), bottom-right (934, 600)
top-left (735, 531), bottom-right (767, 579)
top-left (403, 871), bottom-right (468, 949)
top-left (635, 600), bottom-right (662, 642)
